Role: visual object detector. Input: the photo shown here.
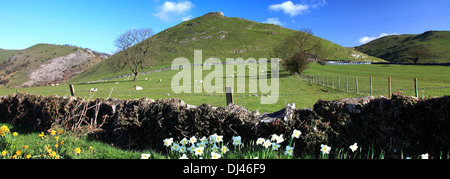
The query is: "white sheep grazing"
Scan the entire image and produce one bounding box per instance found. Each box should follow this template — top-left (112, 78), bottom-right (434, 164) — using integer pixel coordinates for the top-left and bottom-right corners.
top-left (134, 85), bottom-right (143, 91)
top-left (159, 79), bottom-right (162, 82)
top-left (90, 88), bottom-right (98, 92)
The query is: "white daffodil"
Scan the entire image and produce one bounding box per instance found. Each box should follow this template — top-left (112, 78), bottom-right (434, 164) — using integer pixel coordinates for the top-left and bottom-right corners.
top-left (179, 154), bottom-right (188, 159)
top-left (292, 129), bottom-right (301, 139)
top-left (211, 152), bottom-right (222, 159)
top-left (141, 154), bottom-right (150, 159)
top-left (195, 147), bottom-right (204, 156)
top-left (349, 143), bottom-right (358, 152)
top-left (263, 140), bottom-right (272, 149)
top-left (321, 144), bottom-right (331, 155)
top-left (163, 138), bottom-right (173, 147)
top-left (221, 146), bottom-right (229, 154)
top-left (189, 136), bottom-right (197, 145)
top-left (421, 153), bottom-right (429, 159)
top-left (285, 146), bottom-right (294, 156)
top-left (256, 138), bottom-right (265, 145)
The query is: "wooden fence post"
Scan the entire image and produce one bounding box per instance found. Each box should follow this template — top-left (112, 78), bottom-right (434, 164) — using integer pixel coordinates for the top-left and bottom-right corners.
top-left (414, 78), bottom-right (419, 98)
top-left (69, 84), bottom-right (75, 97)
top-left (338, 76), bottom-right (341, 90)
top-left (346, 77), bottom-right (349, 91)
top-left (388, 77), bottom-right (392, 99)
top-left (370, 77), bottom-right (373, 96)
top-left (226, 87), bottom-right (233, 105)
top-left (355, 77), bottom-right (359, 93)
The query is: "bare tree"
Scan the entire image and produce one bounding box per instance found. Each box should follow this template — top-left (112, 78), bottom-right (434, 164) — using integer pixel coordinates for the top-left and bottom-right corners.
top-left (272, 28), bottom-right (325, 75)
top-left (114, 28), bottom-right (154, 81)
top-left (408, 45), bottom-right (433, 65)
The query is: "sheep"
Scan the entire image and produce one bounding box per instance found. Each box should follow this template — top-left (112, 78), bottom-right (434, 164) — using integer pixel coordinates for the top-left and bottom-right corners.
top-left (90, 88), bottom-right (98, 92)
top-left (159, 79), bottom-right (163, 82)
top-left (134, 85), bottom-right (143, 91)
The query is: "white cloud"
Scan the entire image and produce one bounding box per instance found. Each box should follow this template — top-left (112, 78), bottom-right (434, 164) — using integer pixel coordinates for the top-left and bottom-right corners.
top-left (358, 33), bottom-right (398, 44)
top-left (181, 15), bottom-right (193, 21)
top-left (154, 1), bottom-right (194, 21)
top-left (263, 17), bottom-right (285, 26)
top-left (269, 1), bottom-right (309, 17)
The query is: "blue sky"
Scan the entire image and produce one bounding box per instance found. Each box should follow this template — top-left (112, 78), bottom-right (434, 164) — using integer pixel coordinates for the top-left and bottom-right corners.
top-left (1, 0), bottom-right (450, 53)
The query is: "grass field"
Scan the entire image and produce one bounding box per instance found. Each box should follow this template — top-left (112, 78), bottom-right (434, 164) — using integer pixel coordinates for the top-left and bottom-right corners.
top-left (1, 63), bottom-right (449, 113)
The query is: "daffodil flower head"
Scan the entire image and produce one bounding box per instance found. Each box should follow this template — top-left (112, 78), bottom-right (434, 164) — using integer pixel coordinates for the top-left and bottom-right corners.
top-left (171, 143), bottom-right (180, 151)
top-left (211, 152), bottom-right (221, 159)
top-left (256, 138), bottom-right (265, 145)
top-left (180, 138), bottom-right (188, 146)
top-left (141, 154), bottom-right (150, 159)
top-left (285, 146), bottom-right (294, 156)
top-left (163, 138), bottom-right (174, 147)
top-left (320, 144), bottom-right (331, 155)
top-left (179, 154), bottom-right (188, 159)
top-left (263, 140), bottom-right (272, 149)
top-left (199, 136), bottom-right (208, 143)
top-left (189, 136), bottom-right (197, 144)
top-left (271, 143), bottom-right (280, 151)
top-left (292, 129), bottom-right (301, 139)
top-left (179, 146), bottom-right (187, 153)
top-left (212, 144), bottom-right (219, 153)
top-left (221, 146), bottom-right (229, 154)
top-left (232, 136), bottom-right (242, 146)
top-left (349, 143), bottom-right (358, 152)
top-left (421, 153), bottom-right (429, 159)
top-left (194, 147), bottom-right (204, 156)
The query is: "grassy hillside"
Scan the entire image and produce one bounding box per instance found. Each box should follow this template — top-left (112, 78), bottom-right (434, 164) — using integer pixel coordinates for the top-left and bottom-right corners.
top-left (0, 44), bottom-right (108, 88)
top-left (71, 12), bottom-right (384, 83)
top-left (355, 31), bottom-right (450, 63)
top-left (0, 48), bottom-right (20, 63)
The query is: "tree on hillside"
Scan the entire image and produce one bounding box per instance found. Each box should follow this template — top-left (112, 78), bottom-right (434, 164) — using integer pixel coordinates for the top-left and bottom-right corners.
top-left (114, 28), bottom-right (154, 81)
top-left (408, 45), bottom-right (433, 65)
top-left (272, 28), bottom-right (325, 75)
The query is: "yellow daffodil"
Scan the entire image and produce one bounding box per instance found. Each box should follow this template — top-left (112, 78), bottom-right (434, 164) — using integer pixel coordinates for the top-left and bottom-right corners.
top-left (12, 132), bottom-right (18, 137)
top-left (24, 145), bottom-right (29, 150)
top-left (75, 147), bottom-right (81, 155)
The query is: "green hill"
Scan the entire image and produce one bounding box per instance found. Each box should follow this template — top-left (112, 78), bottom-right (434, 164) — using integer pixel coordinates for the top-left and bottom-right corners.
top-left (355, 31), bottom-right (450, 63)
top-left (0, 44), bottom-right (108, 88)
top-left (71, 12), bottom-right (384, 83)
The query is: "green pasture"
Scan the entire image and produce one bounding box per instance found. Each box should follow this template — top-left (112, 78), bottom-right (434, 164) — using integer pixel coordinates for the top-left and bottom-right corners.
top-left (1, 63), bottom-right (449, 113)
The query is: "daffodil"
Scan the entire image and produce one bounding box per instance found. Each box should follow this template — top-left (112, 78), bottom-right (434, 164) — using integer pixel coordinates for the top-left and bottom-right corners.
top-left (212, 144), bottom-right (219, 153)
top-left (180, 138), bottom-right (188, 146)
top-left (194, 147), bottom-right (204, 156)
top-left (256, 138), bottom-right (265, 145)
top-left (50, 130), bottom-right (56, 136)
top-left (271, 143), bottom-right (280, 151)
top-left (24, 145), bottom-right (29, 150)
top-left (199, 136), bottom-right (208, 143)
top-left (12, 132), bottom-right (18, 137)
top-left (421, 153), bottom-right (429, 159)
top-left (188, 145), bottom-right (196, 154)
top-left (221, 146), bottom-right (229, 154)
top-left (163, 138), bottom-right (174, 147)
top-left (196, 142), bottom-right (207, 148)
top-left (271, 134), bottom-right (284, 144)
top-left (141, 154), bottom-right (151, 159)
top-left (292, 129), bottom-right (301, 139)
top-left (211, 152), bottom-right (221, 159)
top-left (179, 154), bottom-right (188, 159)
top-left (75, 147), bottom-right (81, 155)
top-left (38, 132), bottom-right (45, 139)
top-left (232, 136), bottom-right (242, 146)
top-left (320, 144), bottom-right (331, 155)
top-left (189, 136), bottom-right (197, 144)
top-left (263, 140), bottom-right (272, 149)
top-left (171, 143), bottom-right (180, 151)
top-left (179, 146), bottom-right (187, 153)
top-left (285, 146), bottom-right (294, 156)
top-left (1, 150), bottom-right (6, 156)
top-left (349, 143), bottom-right (358, 152)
